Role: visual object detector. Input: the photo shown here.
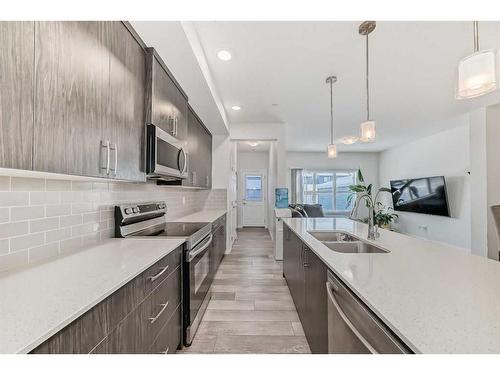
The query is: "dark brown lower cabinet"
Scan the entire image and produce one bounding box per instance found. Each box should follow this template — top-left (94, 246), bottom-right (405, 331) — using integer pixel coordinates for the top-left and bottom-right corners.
top-left (211, 215), bottom-right (226, 276)
top-left (31, 246), bottom-right (182, 354)
top-left (283, 224), bottom-right (328, 354)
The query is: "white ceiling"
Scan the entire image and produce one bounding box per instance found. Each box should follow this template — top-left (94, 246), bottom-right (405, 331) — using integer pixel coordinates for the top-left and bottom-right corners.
top-left (192, 21), bottom-right (500, 152)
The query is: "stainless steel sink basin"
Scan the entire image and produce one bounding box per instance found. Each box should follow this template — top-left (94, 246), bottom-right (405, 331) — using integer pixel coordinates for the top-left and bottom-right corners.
top-left (323, 241), bottom-right (389, 254)
top-left (308, 231), bottom-right (358, 242)
top-left (307, 230), bottom-right (389, 253)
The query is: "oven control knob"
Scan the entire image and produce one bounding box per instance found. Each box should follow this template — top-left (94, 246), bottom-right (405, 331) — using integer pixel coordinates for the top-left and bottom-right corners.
top-left (133, 207), bottom-right (139, 213)
top-left (124, 208), bottom-right (133, 215)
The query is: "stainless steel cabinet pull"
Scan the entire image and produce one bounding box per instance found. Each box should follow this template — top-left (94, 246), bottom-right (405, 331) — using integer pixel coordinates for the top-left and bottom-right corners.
top-left (149, 301), bottom-right (169, 324)
top-left (148, 266), bottom-right (169, 282)
top-left (109, 143), bottom-right (118, 175)
top-left (326, 281), bottom-right (377, 354)
top-left (174, 117), bottom-right (178, 136)
top-left (101, 140), bottom-right (110, 175)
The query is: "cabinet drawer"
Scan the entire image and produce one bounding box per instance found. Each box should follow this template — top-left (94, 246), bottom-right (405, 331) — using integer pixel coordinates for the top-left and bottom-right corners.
top-left (106, 266), bottom-right (181, 353)
top-left (149, 304), bottom-right (181, 354)
top-left (108, 246), bottom-right (181, 328)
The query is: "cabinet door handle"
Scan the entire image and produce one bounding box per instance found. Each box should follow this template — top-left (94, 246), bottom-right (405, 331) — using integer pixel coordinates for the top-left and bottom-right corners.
top-left (109, 143), bottom-right (118, 175)
top-left (174, 117), bottom-right (178, 136)
top-left (148, 265), bottom-right (169, 282)
top-left (100, 140), bottom-right (110, 175)
top-left (303, 247), bottom-right (310, 267)
top-left (149, 301), bottom-right (169, 324)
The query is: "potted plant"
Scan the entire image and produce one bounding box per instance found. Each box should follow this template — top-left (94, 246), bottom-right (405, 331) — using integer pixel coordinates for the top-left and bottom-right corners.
top-left (347, 169), bottom-right (396, 229)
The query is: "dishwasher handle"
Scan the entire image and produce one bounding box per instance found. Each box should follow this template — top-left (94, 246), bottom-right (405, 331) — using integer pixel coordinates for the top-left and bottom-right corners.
top-left (327, 280), bottom-right (378, 354)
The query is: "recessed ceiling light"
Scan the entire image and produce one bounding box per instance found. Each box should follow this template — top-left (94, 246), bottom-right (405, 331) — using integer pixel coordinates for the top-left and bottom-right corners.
top-left (217, 50), bottom-right (232, 61)
top-left (248, 142), bottom-right (259, 147)
top-left (231, 105), bottom-right (241, 111)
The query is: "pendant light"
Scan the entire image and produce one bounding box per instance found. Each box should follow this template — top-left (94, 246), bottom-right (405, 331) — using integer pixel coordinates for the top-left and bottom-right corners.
top-left (457, 21), bottom-right (498, 99)
top-left (326, 75), bottom-right (338, 158)
top-left (359, 21), bottom-right (376, 143)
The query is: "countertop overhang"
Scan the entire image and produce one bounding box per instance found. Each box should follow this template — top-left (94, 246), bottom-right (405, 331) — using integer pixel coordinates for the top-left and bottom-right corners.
top-left (283, 217), bottom-right (500, 354)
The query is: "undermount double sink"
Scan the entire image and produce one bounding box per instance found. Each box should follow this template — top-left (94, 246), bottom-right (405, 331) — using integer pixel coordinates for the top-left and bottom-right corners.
top-left (307, 230), bottom-right (389, 254)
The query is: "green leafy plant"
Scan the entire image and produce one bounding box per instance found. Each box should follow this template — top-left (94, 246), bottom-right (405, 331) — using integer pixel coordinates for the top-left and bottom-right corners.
top-left (347, 169), bottom-right (396, 227)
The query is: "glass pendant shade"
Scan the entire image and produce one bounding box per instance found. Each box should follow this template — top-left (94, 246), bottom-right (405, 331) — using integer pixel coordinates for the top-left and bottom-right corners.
top-left (360, 121), bottom-right (376, 142)
top-left (327, 143), bottom-right (337, 158)
top-left (457, 49), bottom-right (498, 99)
top-left (340, 136), bottom-right (359, 145)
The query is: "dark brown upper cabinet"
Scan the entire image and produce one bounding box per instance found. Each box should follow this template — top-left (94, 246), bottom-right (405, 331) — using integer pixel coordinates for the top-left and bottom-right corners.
top-left (0, 22), bottom-right (35, 170)
top-left (145, 47), bottom-right (188, 141)
top-left (33, 21), bottom-right (146, 181)
top-left (185, 105), bottom-right (212, 189)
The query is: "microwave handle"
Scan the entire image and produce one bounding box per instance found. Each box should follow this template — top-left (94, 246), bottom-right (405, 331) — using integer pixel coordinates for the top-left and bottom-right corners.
top-left (178, 147), bottom-right (188, 174)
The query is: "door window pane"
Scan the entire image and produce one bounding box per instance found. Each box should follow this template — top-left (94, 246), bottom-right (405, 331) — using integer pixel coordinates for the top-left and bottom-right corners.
top-left (245, 175), bottom-right (262, 201)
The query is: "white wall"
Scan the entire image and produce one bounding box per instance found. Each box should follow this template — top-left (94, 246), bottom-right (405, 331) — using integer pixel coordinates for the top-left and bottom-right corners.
top-left (378, 120), bottom-right (471, 250)
top-left (470, 108), bottom-right (488, 257)
top-left (230, 123), bottom-right (287, 187)
top-left (486, 104), bottom-right (500, 260)
top-left (237, 151), bottom-right (269, 228)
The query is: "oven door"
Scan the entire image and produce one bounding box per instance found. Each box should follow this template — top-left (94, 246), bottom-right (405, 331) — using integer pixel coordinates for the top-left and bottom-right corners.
top-left (146, 124), bottom-right (188, 179)
top-left (186, 233), bottom-right (214, 343)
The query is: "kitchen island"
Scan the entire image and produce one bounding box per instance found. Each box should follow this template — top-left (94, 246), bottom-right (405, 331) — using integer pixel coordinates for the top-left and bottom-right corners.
top-left (283, 217), bottom-right (500, 354)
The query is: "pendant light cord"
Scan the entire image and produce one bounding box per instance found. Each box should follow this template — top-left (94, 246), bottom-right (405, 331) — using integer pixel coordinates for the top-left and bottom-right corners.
top-left (473, 21), bottom-right (479, 52)
top-left (366, 34), bottom-right (370, 121)
top-left (330, 78), bottom-right (334, 144)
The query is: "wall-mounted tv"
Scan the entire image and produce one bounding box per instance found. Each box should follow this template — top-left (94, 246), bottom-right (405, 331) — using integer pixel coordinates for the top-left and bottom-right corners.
top-left (390, 176), bottom-right (450, 217)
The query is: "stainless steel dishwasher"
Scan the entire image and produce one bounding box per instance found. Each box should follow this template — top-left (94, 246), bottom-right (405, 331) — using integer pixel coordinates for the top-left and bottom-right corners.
top-left (327, 270), bottom-right (412, 354)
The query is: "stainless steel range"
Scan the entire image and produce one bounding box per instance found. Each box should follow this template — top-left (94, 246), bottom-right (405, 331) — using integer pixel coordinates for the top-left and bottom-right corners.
top-left (115, 201), bottom-right (214, 346)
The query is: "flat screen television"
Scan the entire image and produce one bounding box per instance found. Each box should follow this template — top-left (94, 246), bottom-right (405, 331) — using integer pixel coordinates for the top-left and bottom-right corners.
top-left (390, 176), bottom-right (450, 217)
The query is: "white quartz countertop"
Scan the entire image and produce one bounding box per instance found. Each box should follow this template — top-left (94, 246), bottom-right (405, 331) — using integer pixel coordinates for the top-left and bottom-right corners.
top-left (0, 237), bottom-right (185, 354)
top-left (172, 209), bottom-right (226, 223)
top-left (283, 217), bottom-right (500, 354)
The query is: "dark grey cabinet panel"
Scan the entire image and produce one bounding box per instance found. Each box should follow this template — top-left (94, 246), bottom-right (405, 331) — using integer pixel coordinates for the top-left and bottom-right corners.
top-left (304, 246), bottom-right (328, 354)
top-left (283, 224), bottom-right (327, 354)
top-left (146, 48), bottom-right (188, 141)
top-left (283, 224), bottom-right (305, 317)
top-left (33, 21), bottom-right (109, 177)
top-left (31, 246), bottom-right (182, 354)
top-left (105, 22), bottom-right (146, 182)
top-left (149, 305), bottom-right (181, 354)
top-left (185, 105), bottom-right (212, 188)
top-left (0, 22), bottom-right (34, 170)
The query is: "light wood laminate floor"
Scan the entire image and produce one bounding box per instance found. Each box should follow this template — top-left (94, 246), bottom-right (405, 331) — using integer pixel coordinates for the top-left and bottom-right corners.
top-left (179, 227), bottom-right (310, 354)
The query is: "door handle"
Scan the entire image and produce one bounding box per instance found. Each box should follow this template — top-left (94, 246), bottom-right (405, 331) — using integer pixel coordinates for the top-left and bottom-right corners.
top-left (109, 143), bottom-right (118, 175)
top-left (100, 140), bottom-right (110, 175)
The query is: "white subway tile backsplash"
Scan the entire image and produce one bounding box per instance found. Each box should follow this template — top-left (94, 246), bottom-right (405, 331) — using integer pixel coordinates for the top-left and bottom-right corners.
top-left (0, 171), bottom-right (227, 273)
top-left (0, 192), bottom-right (30, 207)
top-left (30, 191), bottom-right (61, 205)
top-left (11, 206), bottom-right (45, 221)
top-left (0, 239), bottom-right (9, 255)
top-left (0, 176), bottom-right (10, 191)
top-left (29, 243), bottom-right (59, 263)
top-left (10, 233), bottom-right (45, 252)
top-left (0, 208), bottom-right (9, 223)
top-left (0, 250), bottom-right (28, 272)
top-left (46, 227), bottom-right (71, 243)
top-left (11, 177), bottom-right (45, 191)
top-left (46, 179), bottom-right (71, 191)
top-left (0, 221), bottom-right (29, 239)
top-left (30, 217), bottom-right (59, 233)
top-left (60, 214), bottom-right (83, 227)
top-left (46, 204), bottom-right (71, 217)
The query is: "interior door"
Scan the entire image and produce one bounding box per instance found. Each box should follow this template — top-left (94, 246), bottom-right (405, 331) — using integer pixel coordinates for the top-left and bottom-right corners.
top-left (241, 171), bottom-right (266, 227)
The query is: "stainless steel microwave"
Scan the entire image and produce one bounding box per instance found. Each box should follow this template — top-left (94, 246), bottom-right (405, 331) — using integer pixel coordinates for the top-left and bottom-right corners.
top-left (146, 124), bottom-right (188, 181)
